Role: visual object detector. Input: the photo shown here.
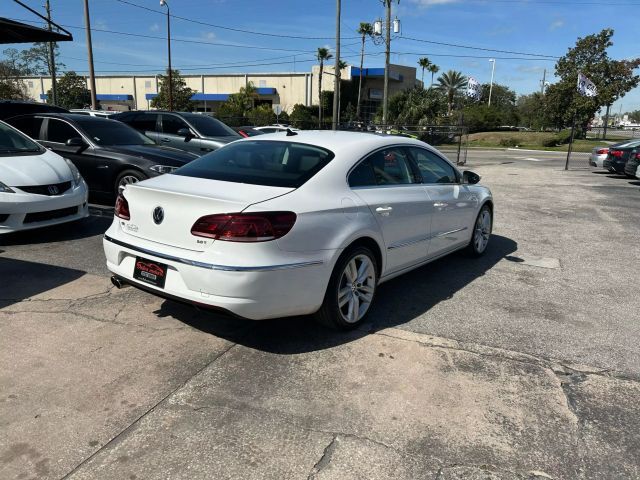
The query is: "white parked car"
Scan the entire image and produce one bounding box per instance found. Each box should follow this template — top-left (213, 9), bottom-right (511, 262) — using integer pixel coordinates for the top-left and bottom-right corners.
top-left (254, 125), bottom-right (300, 134)
top-left (0, 120), bottom-right (89, 234)
top-left (589, 146), bottom-right (609, 168)
top-left (69, 109), bottom-right (117, 118)
top-left (104, 132), bottom-right (493, 328)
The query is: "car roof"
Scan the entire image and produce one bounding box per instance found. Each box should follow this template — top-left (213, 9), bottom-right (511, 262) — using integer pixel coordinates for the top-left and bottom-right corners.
top-left (237, 130), bottom-right (427, 152)
top-left (9, 112), bottom-right (119, 124)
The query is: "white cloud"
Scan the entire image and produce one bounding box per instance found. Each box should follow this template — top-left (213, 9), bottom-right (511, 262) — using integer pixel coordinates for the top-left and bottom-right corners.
top-left (549, 19), bottom-right (564, 31)
top-left (150, 23), bottom-right (160, 32)
top-left (202, 31), bottom-right (216, 40)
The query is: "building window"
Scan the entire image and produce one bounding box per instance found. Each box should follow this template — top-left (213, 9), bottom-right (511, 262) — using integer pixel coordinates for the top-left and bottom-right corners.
top-left (144, 81), bottom-right (152, 89)
top-left (27, 81), bottom-right (33, 88)
top-left (259, 80), bottom-right (267, 88)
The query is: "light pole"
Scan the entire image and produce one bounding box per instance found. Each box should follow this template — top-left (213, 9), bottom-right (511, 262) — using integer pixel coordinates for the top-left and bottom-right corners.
top-left (331, 0), bottom-right (341, 130)
top-left (160, 0), bottom-right (173, 111)
top-left (83, 0), bottom-right (97, 110)
top-left (488, 58), bottom-right (495, 107)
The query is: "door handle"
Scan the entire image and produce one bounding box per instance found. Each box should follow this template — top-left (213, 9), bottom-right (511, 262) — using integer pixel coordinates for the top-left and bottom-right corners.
top-left (375, 206), bottom-right (393, 216)
top-left (161, 138), bottom-right (171, 143)
top-left (433, 202), bottom-right (448, 208)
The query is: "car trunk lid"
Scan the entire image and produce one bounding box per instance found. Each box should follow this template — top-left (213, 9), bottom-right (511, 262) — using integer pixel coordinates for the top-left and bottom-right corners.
top-left (119, 174), bottom-right (294, 251)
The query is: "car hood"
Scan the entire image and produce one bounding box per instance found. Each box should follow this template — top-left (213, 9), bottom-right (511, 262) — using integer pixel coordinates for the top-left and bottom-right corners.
top-left (0, 148), bottom-right (72, 187)
top-left (100, 144), bottom-right (199, 164)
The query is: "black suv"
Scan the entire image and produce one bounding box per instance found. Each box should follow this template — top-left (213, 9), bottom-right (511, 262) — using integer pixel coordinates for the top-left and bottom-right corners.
top-left (112, 111), bottom-right (240, 155)
top-left (7, 113), bottom-right (198, 197)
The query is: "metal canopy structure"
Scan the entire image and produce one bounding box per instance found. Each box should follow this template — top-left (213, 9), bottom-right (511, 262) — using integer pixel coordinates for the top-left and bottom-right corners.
top-left (0, 18), bottom-right (73, 44)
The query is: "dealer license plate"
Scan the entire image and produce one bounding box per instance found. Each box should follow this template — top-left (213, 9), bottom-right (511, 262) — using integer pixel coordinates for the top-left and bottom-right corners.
top-left (133, 257), bottom-right (167, 288)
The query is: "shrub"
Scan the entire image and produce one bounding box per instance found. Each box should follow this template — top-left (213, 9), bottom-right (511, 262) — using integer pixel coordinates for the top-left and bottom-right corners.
top-left (542, 129), bottom-right (573, 147)
top-left (499, 137), bottom-right (518, 147)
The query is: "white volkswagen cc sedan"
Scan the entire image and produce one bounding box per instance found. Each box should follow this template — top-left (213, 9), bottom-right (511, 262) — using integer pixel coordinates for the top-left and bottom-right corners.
top-left (104, 131), bottom-right (493, 329)
top-left (0, 120), bottom-right (88, 234)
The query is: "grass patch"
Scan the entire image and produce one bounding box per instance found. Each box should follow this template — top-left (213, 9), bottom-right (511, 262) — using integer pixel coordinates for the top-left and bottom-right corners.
top-left (466, 131), bottom-right (612, 152)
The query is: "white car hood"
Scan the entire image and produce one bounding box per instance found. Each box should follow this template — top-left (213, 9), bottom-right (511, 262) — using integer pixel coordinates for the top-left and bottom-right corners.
top-left (0, 148), bottom-right (72, 187)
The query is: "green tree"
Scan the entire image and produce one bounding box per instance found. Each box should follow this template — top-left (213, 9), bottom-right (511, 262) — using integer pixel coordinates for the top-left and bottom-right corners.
top-left (316, 47), bottom-right (333, 128)
top-left (289, 103), bottom-right (316, 129)
top-left (627, 110), bottom-right (640, 123)
top-left (417, 57), bottom-right (431, 86)
top-left (0, 61), bottom-right (27, 99)
top-left (356, 22), bottom-right (373, 119)
top-left (247, 103), bottom-right (276, 126)
top-left (151, 69), bottom-right (195, 111)
top-left (217, 82), bottom-right (260, 125)
top-left (387, 86), bottom-right (446, 126)
top-left (544, 29), bottom-right (640, 135)
top-left (427, 64), bottom-right (439, 89)
top-left (2, 43), bottom-right (65, 76)
top-left (517, 92), bottom-right (546, 130)
top-left (46, 71), bottom-right (90, 109)
top-left (436, 70), bottom-right (467, 115)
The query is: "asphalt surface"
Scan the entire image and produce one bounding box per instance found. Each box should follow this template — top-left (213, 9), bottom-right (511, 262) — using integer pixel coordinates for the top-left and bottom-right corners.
top-left (1, 149), bottom-right (639, 479)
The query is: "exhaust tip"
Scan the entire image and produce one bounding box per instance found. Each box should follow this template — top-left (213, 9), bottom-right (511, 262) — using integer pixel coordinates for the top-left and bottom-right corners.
top-left (110, 276), bottom-right (125, 289)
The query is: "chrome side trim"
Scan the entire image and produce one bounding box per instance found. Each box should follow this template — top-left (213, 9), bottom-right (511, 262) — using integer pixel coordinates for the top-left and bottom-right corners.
top-left (104, 235), bottom-right (323, 272)
top-left (387, 236), bottom-right (430, 251)
top-left (433, 226), bottom-right (468, 238)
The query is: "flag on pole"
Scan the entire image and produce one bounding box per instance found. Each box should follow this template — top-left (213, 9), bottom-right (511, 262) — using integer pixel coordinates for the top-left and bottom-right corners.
top-left (577, 72), bottom-right (597, 97)
top-left (466, 76), bottom-right (481, 101)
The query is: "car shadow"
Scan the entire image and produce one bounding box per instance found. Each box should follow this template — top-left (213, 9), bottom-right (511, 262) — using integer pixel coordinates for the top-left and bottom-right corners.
top-left (158, 234), bottom-right (517, 354)
top-left (628, 180), bottom-right (640, 187)
top-left (0, 257), bottom-right (85, 307)
top-left (0, 216), bottom-right (111, 246)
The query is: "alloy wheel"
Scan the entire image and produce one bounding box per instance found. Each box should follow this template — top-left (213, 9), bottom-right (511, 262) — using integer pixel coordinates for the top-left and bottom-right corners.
top-left (473, 209), bottom-right (491, 253)
top-left (337, 254), bottom-right (376, 324)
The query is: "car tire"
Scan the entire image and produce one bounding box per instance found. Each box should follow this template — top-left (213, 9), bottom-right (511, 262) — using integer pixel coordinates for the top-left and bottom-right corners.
top-left (314, 246), bottom-right (378, 330)
top-left (466, 204), bottom-right (492, 257)
top-left (115, 169), bottom-right (147, 195)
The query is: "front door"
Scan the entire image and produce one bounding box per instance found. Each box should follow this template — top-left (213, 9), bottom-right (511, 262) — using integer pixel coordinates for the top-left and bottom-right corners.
top-left (159, 114), bottom-right (200, 154)
top-left (349, 146), bottom-right (432, 274)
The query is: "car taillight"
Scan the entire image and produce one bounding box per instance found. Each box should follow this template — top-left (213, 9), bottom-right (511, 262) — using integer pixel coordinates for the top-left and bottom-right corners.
top-left (596, 148), bottom-right (609, 155)
top-left (238, 130), bottom-right (249, 138)
top-left (191, 212), bottom-right (296, 242)
top-left (635, 153), bottom-right (640, 160)
top-left (115, 193), bottom-right (130, 220)
top-left (611, 150), bottom-right (624, 157)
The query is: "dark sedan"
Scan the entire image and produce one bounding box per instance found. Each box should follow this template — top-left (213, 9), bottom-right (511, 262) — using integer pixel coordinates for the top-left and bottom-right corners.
top-left (603, 139), bottom-right (640, 174)
top-left (624, 146), bottom-right (640, 178)
top-left (6, 113), bottom-right (198, 196)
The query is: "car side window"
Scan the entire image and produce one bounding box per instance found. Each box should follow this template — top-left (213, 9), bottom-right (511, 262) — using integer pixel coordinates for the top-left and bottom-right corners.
top-left (349, 147), bottom-right (418, 187)
top-left (129, 113), bottom-right (158, 132)
top-left (47, 119), bottom-right (80, 144)
top-left (161, 115), bottom-right (189, 135)
top-left (409, 147), bottom-right (458, 184)
top-left (9, 117), bottom-right (44, 140)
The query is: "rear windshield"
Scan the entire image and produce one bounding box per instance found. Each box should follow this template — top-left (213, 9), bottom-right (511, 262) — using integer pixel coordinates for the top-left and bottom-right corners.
top-left (182, 114), bottom-right (239, 138)
top-left (77, 119), bottom-right (155, 145)
top-left (174, 140), bottom-right (334, 188)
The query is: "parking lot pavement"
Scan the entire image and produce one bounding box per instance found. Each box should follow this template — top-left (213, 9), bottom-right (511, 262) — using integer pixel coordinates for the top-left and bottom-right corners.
top-left (1, 151), bottom-right (639, 479)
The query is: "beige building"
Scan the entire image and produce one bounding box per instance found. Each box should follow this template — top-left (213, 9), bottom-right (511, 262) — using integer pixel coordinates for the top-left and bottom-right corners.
top-left (21, 64), bottom-right (418, 117)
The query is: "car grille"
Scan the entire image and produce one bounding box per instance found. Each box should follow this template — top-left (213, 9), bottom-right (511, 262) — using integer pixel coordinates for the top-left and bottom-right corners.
top-left (23, 206), bottom-right (79, 224)
top-left (0, 214), bottom-right (9, 223)
top-left (18, 181), bottom-right (72, 196)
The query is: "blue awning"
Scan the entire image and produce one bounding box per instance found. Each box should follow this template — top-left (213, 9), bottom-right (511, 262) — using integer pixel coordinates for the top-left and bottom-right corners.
top-left (350, 67), bottom-right (403, 81)
top-left (256, 87), bottom-right (277, 95)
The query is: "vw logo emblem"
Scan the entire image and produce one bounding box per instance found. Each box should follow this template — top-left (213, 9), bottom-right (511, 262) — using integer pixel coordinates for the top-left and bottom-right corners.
top-left (48, 185), bottom-right (59, 195)
top-left (152, 206), bottom-right (164, 225)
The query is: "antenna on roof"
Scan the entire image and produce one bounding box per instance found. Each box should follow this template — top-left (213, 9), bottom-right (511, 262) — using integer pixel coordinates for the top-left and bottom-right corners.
top-left (286, 128), bottom-right (298, 136)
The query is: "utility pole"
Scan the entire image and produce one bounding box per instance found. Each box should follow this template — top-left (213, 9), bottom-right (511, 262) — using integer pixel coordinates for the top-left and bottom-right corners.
top-left (45, 0), bottom-right (57, 105)
top-left (539, 69), bottom-right (546, 95)
top-left (382, 0), bottom-right (392, 127)
top-left (83, 0), bottom-right (97, 110)
top-left (160, 0), bottom-right (173, 111)
top-left (488, 58), bottom-right (495, 107)
top-left (331, 0), bottom-right (341, 130)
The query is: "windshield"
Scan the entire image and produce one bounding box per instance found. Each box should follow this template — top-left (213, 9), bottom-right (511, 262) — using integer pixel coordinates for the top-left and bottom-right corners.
top-left (77, 119), bottom-right (155, 145)
top-left (174, 140), bottom-right (334, 188)
top-left (182, 114), bottom-right (239, 138)
top-left (0, 121), bottom-right (42, 154)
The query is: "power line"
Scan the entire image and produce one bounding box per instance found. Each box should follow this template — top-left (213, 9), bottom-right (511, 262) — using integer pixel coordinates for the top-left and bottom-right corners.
top-left (401, 36), bottom-right (559, 58)
top-left (392, 51), bottom-right (556, 61)
top-left (113, 0), bottom-right (360, 40)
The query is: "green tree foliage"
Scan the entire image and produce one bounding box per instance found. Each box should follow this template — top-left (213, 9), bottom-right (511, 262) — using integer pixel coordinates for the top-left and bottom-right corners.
top-left (356, 22), bottom-right (373, 119)
top-left (544, 29), bottom-right (640, 134)
top-left (517, 92), bottom-right (546, 130)
top-left (417, 57), bottom-right (431, 86)
top-left (151, 69), bottom-right (195, 111)
top-left (2, 44), bottom-right (65, 76)
top-left (0, 61), bottom-right (27, 99)
top-left (436, 70), bottom-right (467, 115)
top-left (46, 71), bottom-right (90, 109)
top-left (247, 103), bottom-right (275, 126)
top-left (462, 83), bottom-right (519, 131)
top-left (627, 110), bottom-right (640, 123)
top-left (427, 64), bottom-right (439, 89)
top-left (289, 103), bottom-right (317, 129)
top-left (387, 86), bottom-right (446, 126)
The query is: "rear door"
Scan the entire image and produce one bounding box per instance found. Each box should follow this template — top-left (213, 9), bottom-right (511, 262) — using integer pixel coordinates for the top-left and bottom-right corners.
top-left (349, 146), bottom-right (432, 274)
top-left (159, 114), bottom-right (201, 154)
top-left (126, 112), bottom-right (160, 143)
top-left (407, 147), bottom-right (478, 257)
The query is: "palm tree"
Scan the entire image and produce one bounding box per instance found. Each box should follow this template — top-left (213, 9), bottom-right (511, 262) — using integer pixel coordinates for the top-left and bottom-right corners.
top-left (417, 57), bottom-right (431, 86)
top-left (427, 64), bottom-right (440, 89)
top-left (437, 70), bottom-right (467, 115)
top-left (316, 47), bottom-right (333, 128)
top-left (356, 22), bottom-right (373, 120)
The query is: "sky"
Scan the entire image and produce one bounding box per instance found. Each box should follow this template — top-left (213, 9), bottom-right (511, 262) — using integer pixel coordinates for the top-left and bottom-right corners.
top-left (3, 0), bottom-right (640, 113)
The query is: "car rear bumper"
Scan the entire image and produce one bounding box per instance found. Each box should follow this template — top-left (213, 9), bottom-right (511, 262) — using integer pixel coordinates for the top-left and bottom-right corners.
top-left (589, 154), bottom-right (607, 168)
top-left (0, 182), bottom-right (89, 234)
top-left (624, 158), bottom-right (640, 176)
top-left (103, 230), bottom-right (336, 320)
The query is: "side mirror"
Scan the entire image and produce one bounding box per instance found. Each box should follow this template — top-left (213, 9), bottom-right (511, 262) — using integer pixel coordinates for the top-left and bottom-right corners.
top-left (177, 128), bottom-right (194, 142)
top-left (65, 137), bottom-right (87, 151)
top-left (463, 170), bottom-right (481, 184)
